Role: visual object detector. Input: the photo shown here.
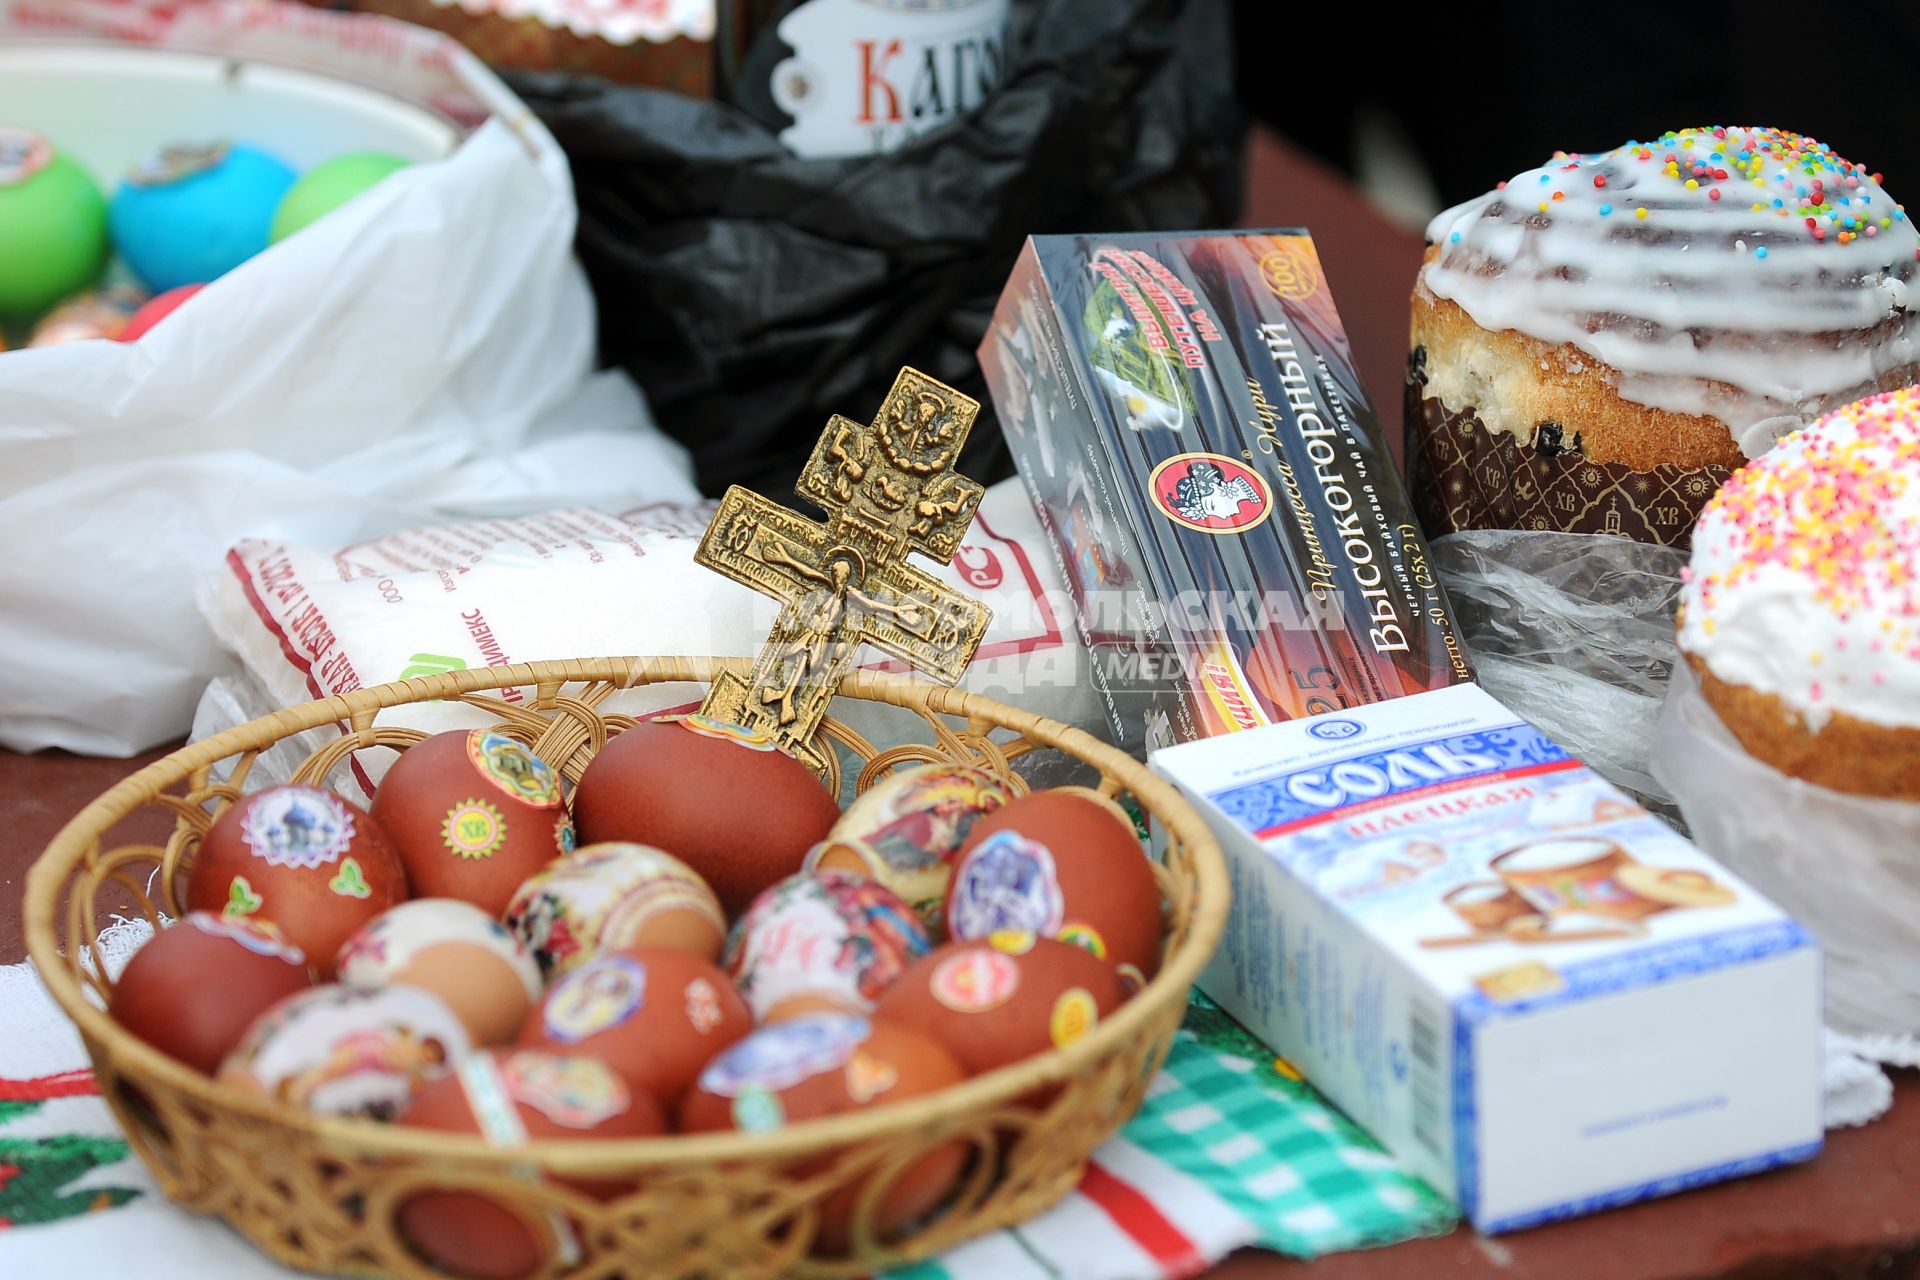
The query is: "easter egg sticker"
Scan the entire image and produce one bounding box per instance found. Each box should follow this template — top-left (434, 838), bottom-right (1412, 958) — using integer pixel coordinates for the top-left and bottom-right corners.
top-left (543, 955), bottom-right (648, 1044)
top-left (0, 127), bottom-right (51, 186)
top-left (188, 911), bottom-right (304, 965)
top-left (732, 1086), bottom-right (784, 1133)
top-left (931, 949), bottom-right (1020, 1014)
top-left (443, 799), bottom-right (505, 860)
top-left (329, 857), bottom-right (373, 899)
top-left (504, 1051), bottom-right (631, 1130)
top-left (1050, 989), bottom-right (1097, 1049)
top-left (225, 875), bottom-right (264, 919)
top-left (663, 713), bottom-right (779, 752)
top-left (467, 731), bottom-right (563, 808)
top-left (240, 786), bottom-right (354, 870)
top-left (458, 1054), bottom-right (532, 1146)
top-left (684, 977), bottom-right (725, 1035)
top-left (1058, 923), bottom-right (1108, 960)
top-left (843, 1050), bottom-right (899, 1104)
top-left (127, 139), bottom-right (229, 187)
top-left (948, 832), bottom-right (1065, 939)
top-left (698, 1015), bottom-right (870, 1098)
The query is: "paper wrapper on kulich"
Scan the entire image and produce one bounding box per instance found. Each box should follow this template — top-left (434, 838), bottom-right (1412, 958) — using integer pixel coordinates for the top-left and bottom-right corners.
top-left (1403, 377), bottom-right (1734, 546)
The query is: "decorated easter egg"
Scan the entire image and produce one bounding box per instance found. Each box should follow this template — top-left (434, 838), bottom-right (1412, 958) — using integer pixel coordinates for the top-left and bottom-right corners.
top-left (398, 1048), bottom-right (664, 1280)
top-left (875, 932), bottom-right (1128, 1078)
top-left (219, 984), bottom-right (470, 1120)
top-left (109, 140), bottom-right (295, 292)
top-left (109, 913), bottom-right (315, 1075)
top-left (29, 285), bottom-right (145, 346)
top-left (116, 283), bottom-right (203, 341)
top-left (185, 784), bottom-right (407, 977)
top-left (807, 763), bottom-right (1013, 928)
top-left (572, 716), bottom-right (839, 916)
top-left (679, 1013), bottom-right (967, 1251)
top-left (725, 870), bottom-right (930, 1022)
top-left (518, 946), bottom-right (751, 1108)
top-left (371, 729), bottom-right (575, 916)
top-left (0, 127), bottom-right (108, 319)
top-left (270, 151), bottom-right (409, 243)
top-left (336, 899), bottom-right (542, 1046)
top-left (505, 842), bottom-right (727, 980)
top-left (943, 790), bottom-right (1161, 984)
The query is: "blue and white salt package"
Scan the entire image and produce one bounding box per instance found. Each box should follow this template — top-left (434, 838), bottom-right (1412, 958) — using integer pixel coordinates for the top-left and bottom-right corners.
top-left (1151, 684), bottom-right (1821, 1231)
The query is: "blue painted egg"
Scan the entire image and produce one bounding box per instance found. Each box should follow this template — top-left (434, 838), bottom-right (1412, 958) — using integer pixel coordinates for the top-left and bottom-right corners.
top-left (109, 141), bottom-right (297, 292)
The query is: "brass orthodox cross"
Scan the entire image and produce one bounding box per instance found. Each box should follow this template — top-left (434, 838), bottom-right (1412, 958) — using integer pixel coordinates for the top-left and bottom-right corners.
top-left (694, 368), bottom-right (993, 774)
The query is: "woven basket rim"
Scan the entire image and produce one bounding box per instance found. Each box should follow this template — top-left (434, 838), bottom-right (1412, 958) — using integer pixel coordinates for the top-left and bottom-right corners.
top-left (23, 656), bottom-right (1231, 1171)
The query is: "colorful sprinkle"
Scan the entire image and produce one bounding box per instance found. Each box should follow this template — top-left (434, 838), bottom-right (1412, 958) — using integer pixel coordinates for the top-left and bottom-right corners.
top-left (1689, 387), bottom-right (1920, 715)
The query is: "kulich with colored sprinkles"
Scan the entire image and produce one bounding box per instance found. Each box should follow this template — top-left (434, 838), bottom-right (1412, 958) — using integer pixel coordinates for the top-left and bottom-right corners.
top-left (1678, 386), bottom-right (1920, 798)
top-left (1408, 126), bottom-right (1920, 547)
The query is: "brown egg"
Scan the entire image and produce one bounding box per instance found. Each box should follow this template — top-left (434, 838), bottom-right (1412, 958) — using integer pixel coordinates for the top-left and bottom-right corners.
top-left (371, 730), bottom-right (575, 916)
top-left (517, 946), bottom-right (751, 1110)
top-left (942, 789), bottom-right (1162, 983)
top-left (724, 871), bottom-right (931, 1022)
top-left (571, 716), bottom-right (839, 916)
top-left (807, 763), bottom-right (1014, 929)
top-left (398, 1048), bottom-right (665, 1280)
top-left (875, 932), bottom-right (1129, 1078)
top-left (185, 784), bottom-right (407, 977)
top-left (504, 843), bottom-right (726, 981)
top-left (109, 913), bottom-right (315, 1075)
top-left (336, 900), bottom-right (542, 1046)
top-left (679, 1013), bottom-right (968, 1252)
top-left (219, 984), bottom-right (471, 1120)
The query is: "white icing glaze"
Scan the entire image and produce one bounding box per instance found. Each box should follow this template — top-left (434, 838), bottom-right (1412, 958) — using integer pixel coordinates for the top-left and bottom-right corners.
top-left (1424, 128), bottom-right (1920, 456)
top-left (433, 0), bottom-right (715, 45)
top-left (1679, 387), bottom-right (1920, 731)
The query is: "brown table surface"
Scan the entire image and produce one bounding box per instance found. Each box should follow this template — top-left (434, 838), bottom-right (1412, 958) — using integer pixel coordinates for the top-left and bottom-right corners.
top-left (4, 126), bottom-right (1918, 1280)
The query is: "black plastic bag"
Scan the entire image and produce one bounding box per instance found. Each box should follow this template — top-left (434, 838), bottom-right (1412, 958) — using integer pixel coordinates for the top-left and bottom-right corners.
top-left (510, 0), bottom-right (1242, 497)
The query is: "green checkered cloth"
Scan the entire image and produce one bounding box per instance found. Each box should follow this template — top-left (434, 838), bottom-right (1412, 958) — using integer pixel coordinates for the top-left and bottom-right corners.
top-left (896, 991), bottom-right (1455, 1279)
top-left (1149, 992), bottom-right (1454, 1252)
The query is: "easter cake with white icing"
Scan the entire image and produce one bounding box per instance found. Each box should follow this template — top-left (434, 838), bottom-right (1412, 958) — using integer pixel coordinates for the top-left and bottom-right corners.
top-left (1678, 385), bottom-right (1920, 798)
top-left (1408, 126), bottom-right (1920, 545)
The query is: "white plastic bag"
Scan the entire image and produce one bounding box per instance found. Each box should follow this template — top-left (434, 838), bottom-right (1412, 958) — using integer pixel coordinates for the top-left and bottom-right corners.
top-left (1654, 661), bottom-right (1920, 1039)
top-left (1433, 529), bottom-right (1687, 806)
top-left (194, 480), bottom-right (1109, 794)
top-left (0, 3), bottom-right (698, 754)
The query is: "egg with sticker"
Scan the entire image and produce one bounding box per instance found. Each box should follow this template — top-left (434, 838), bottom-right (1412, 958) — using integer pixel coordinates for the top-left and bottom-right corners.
top-left (336, 899), bottom-right (542, 1046)
top-left (807, 763), bottom-right (1014, 928)
top-left (185, 784), bottom-right (407, 977)
top-left (679, 1013), bottom-right (967, 1251)
top-left (517, 945), bottom-right (751, 1109)
top-left (875, 932), bottom-right (1129, 1079)
top-left (943, 789), bottom-right (1162, 984)
top-left (726, 870), bottom-right (931, 1023)
top-left (109, 139), bottom-right (294, 291)
top-left (219, 984), bottom-right (470, 1120)
top-left (505, 842), bottom-right (727, 980)
top-left (371, 729), bottom-right (575, 916)
top-left (398, 1048), bottom-right (665, 1280)
top-left (109, 913), bottom-right (316, 1075)
top-left (571, 716), bottom-right (840, 916)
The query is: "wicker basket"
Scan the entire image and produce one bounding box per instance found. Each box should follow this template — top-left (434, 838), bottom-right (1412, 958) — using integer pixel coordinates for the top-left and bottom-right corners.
top-left (23, 657), bottom-right (1229, 1279)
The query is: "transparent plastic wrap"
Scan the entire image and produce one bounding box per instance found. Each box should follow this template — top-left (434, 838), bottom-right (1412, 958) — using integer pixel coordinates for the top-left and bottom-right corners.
top-left (1432, 529), bottom-right (1686, 807)
top-left (1653, 660), bottom-right (1920, 1039)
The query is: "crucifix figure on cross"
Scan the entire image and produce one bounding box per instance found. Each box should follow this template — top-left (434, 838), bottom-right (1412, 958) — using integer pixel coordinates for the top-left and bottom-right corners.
top-left (694, 368), bottom-right (994, 775)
